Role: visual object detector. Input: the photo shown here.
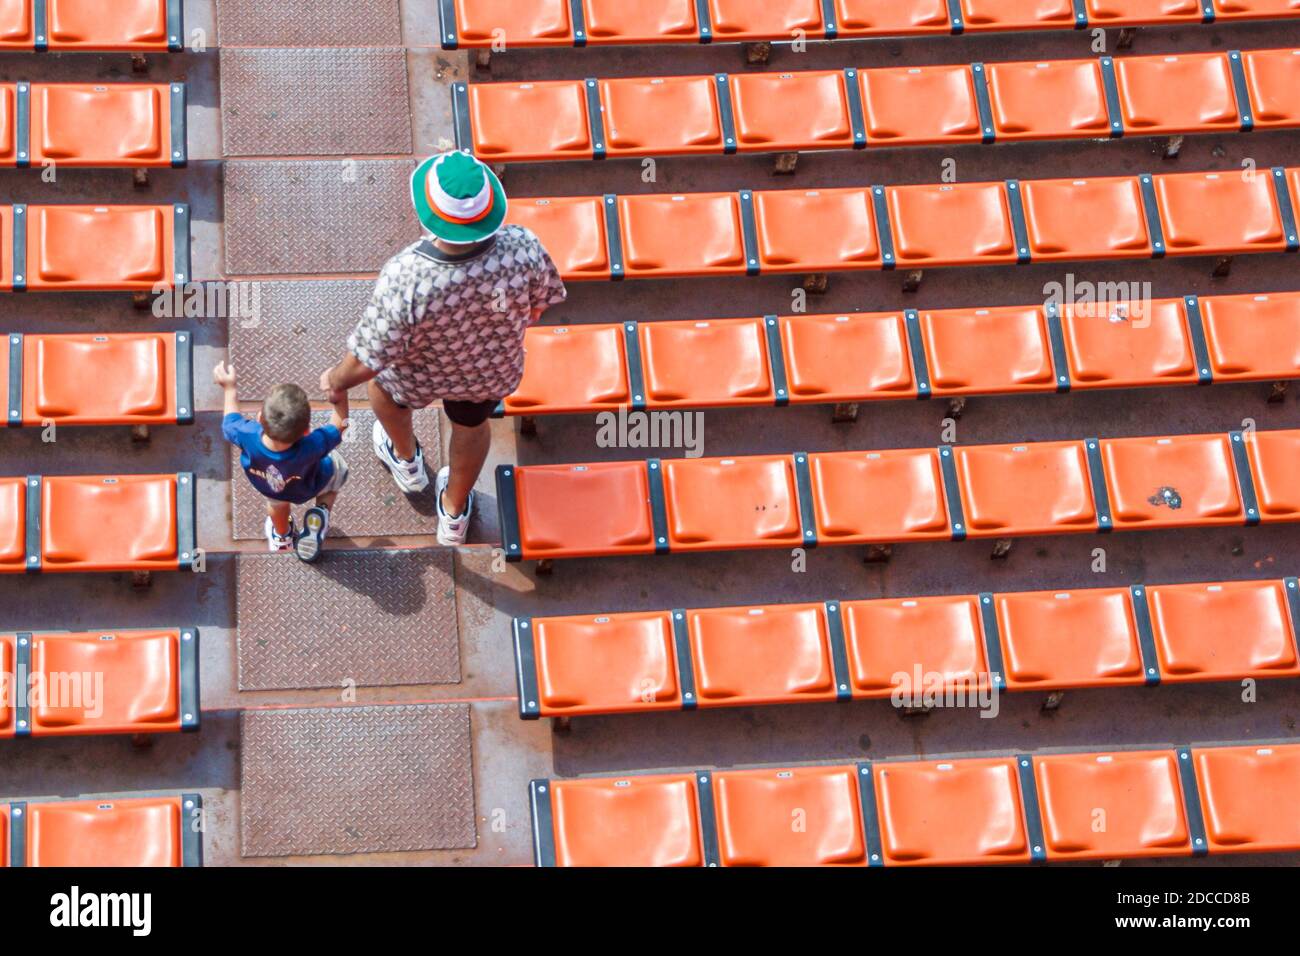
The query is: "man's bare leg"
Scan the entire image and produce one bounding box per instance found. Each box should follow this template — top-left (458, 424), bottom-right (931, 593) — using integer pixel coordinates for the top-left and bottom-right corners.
top-left (369, 379), bottom-right (418, 460)
top-left (443, 420), bottom-right (490, 516)
top-left (267, 499), bottom-right (292, 535)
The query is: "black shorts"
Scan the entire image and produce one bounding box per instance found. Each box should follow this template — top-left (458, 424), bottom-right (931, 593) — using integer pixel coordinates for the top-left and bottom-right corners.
top-left (441, 399), bottom-right (499, 428)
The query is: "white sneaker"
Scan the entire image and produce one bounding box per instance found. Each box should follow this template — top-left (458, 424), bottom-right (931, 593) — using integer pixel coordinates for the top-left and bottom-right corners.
top-left (372, 419), bottom-right (429, 493)
top-left (435, 466), bottom-right (474, 547)
top-left (295, 507), bottom-right (330, 564)
top-left (265, 516), bottom-right (296, 553)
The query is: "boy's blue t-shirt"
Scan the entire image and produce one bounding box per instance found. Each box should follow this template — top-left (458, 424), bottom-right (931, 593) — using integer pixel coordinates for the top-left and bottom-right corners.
top-left (223, 413), bottom-right (343, 504)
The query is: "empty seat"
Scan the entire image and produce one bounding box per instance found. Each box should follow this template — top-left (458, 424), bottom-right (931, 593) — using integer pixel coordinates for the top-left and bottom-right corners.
top-left (729, 71), bottom-right (856, 153)
top-left (807, 449), bottom-right (952, 544)
top-left (503, 324), bottom-right (630, 414)
top-left (38, 473), bottom-right (193, 572)
top-left (1061, 296), bottom-right (1198, 388)
top-left (705, 0), bottom-right (826, 40)
top-left (885, 181), bottom-right (1018, 266)
top-left (779, 312), bottom-right (918, 403)
top-left (1200, 292), bottom-right (1300, 381)
top-left (598, 76), bottom-right (722, 157)
top-left (874, 758), bottom-right (1032, 865)
top-left (545, 775), bottom-right (704, 867)
top-left (958, 0), bottom-right (1077, 30)
top-left (29, 83), bottom-right (179, 166)
top-left (509, 461), bottom-right (655, 559)
top-left (1240, 49), bottom-right (1300, 129)
top-left (619, 193), bottom-right (747, 278)
top-left (688, 604), bottom-right (836, 708)
top-left (985, 58), bottom-right (1112, 140)
top-left (465, 81), bottom-right (592, 162)
top-left (1193, 744), bottom-right (1300, 854)
top-left (505, 196), bottom-right (610, 279)
top-left (841, 595), bottom-right (989, 698)
top-left (47, 0), bottom-right (179, 51)
top-left (0, 632), bottom-right (12, 737)
top-left (16, 795), bottom-right (201, 866)
top-left (0, 0), bottom-right (32, 48)
top-left (445, 0), bottom-right (574, 47)
top-left (997, 588), bottom-right (1146, 689)
top-left (1020, 177), bottom-right (1152, 260)
top-left (712, 766), bottom-right (866, 866)
top-left (580, 0), bottom-right (700, 43)
top-left (662, 456), bottom-right (803, 551)
top-left (640, 317), bottom-right (773, 407)
top-left (528, 611), bottom-right (682, 716)
top-left (1242, 428), bottom-right (1300, 521)
top-left (1148, 580), bottom-right (1299, 681)
top-left (1099, 433), bottom-right (1244, 528)
top-left (1033, 750), bottom-right (1193, 860)
top-left (1114, 53), bottom-right (1242, 133)
top-left (1215, 0), bottom-right (1300, 19)
top-left (1082, 0), bottom-right (1203, 24)
top-left (860, 65), bottom-right (983, 145)
top-left (0, 476), bottom-right (25, 573)
top-left (1153, 171), bottom-right (1290, 256)
top-left (7, 332), bottom-right (191, 425)
top-left (833, 0), bottom-right (951, 35)
top-left (22, 204), bottom-right (185, 290)
top-left (954, 440), bottom-right (1098, 536)
top-left (752, 188), bottom-right (881, 272)
top-left (920, 305), bottom-right (1056, 395)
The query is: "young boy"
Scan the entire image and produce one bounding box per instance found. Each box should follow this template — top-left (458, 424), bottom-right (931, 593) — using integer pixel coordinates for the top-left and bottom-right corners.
top-left (215, 361), bottom-right (349, 562)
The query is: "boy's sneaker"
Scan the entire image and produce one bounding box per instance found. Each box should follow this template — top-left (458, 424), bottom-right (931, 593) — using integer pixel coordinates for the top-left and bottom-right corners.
top-left (295, 507), bottom-right (330, 564)
top-left (265, 516), bottom-right (296, 552)
top-left (372, 420), bottom-right (429, 493)
top-left (435, 466), bottom-right (473, 547)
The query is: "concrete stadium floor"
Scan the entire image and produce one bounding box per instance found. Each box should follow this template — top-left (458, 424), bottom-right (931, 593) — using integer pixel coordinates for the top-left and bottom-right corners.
top-left (0, 0), bottom-right (1297, 865)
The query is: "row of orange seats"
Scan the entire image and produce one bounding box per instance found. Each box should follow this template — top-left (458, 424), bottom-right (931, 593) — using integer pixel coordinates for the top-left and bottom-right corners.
top-left (495, 428), bottom-right (1298, 560)
top-left (1, 794), bottom-right (202, 866)
top-left (499, 290), bottom-right (1300, 415)
top-left (0, 203), bottom-right (189, 291)
top-left (1, 628), bottom-right (199, 737)
top-left (530, 742), bottom-right (1300, 866)
top-left (458, 48), bottom-right (1299, 162)
top-left (5, 331), bottom-right (193, 426)
top-left (439, 0), bottom-right (1300, 48)
top-left (0, 0), bottom-right (182, 51)
top-left (514, 577), bottom-right (1299, 717)
top-left (0, 81), bottom-right (186, 167)
top-left (506, 167), bottom-right (1300, 280)
top-left (0, 474), bottom-right (196, 573)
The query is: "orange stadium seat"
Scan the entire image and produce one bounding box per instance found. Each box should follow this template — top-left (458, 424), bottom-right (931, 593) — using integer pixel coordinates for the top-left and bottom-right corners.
top-left (0, 0), bottom-right (32, 48)
top-left (0, 476), bottom-right (26, 573)
top-left (985, 58), bottom-right (1113, 140)
top-left (15, 203), bottom-right (189, 291)
top-left (4, 331), bottom-right (193, 426)
top-left (712, 766), bottom-right (867, 866)
top-left (1214, 0), bottom-right (1300, 20)
top-left (996, 588), bottom-right (1148, 690)
top-left (1098, 433), bottom-right (1245, 529)
top-left (598, 76), bottom-right (723, 157)
top-left (1033, 750), bottom-right (1195, 860)
top-left (958, 0), bottom-right (1077, 30)
top-left (1241, 428), bottom-right (1300, 522)
top-left (1193, 744), bottom-right (1300, 854)
top-left (500, 461), bottom-right (656, 560)
top-left (859, 64), bottom-right (984, 145)
top-left (6, 794), bottom-right (202, 866)
top-left (1148, 580), bottom-right (1300, 681)
top-left (1200, 292), bottom-right (1300, 381)
top-left (504, 195), bottom-right (611, 279)
top-left (1152, 170), bottom-right (1292, 257)
top-left (874, 757), bottom-right (1033, 865)
top-left (953, 440), bottom-right (1098, 537)
top-left (0, 632), bottom-right (13, 736)
top-left (1239, 49), bottom-right (1300, 129)
top-left (832, 0), bottom-right (951, 35)
top-left (919, 305), bottom-right (1056, 395)
top-left (26, 82), bottom-right (184, 167)
top-left (1114, 53), bottom-right (1243, 134)
top-left (464, 80), bottom-right (592, 162)
top-left (806, 449), bottom-right (953, 544)
top-left (1082, 0), bottom-right (1204, 25)
top-left (618, 192), bottom-right (747, 278)
top-left (751, 188), bottom-right (881, 273)
top-left (441, 0), bottom-right (574, 47)
top-left (884, 181), bottom-right (1019, 267)
top-left (688, 603), bottom-right (839, 708)
top-left (0, 473), bottom-right (197, 573)
top-left (661, 456), bottom-right (803, 552)
top-left (639, 317), bottom-right (774, 408)
top-left (537, 774), bottom-right (705, 867)
top-left (579, 0), bottom-right (700, 43)
top-left (841, 595), bottom-right (990, 699)
top-left (500, 323), bottom-right (631, 415)
top-left (43, 0), bottom-right (182, 51)
top-left (1020, 176), bottom-right (1152, 260)
top-left (1059, 297), bottom-right (1199, 389)
top-left (778, 312), bottom-right (919, 403)
top-left (704, 0), bottom-right (826, 40)
top-left (729, 70), bottom-right (859, 152)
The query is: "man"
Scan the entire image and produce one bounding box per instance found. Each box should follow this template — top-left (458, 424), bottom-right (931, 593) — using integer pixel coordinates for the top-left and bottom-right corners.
top-left (322, 151), bottom-right (566, 546)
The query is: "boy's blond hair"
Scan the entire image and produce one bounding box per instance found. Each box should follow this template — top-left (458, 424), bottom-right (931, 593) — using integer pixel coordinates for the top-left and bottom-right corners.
top-left (262, 384), bottom-right (311, 442)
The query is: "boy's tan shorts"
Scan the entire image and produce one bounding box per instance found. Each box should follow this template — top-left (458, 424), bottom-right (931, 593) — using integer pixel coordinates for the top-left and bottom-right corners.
top-left (318, 450), bottom-right (349, 497)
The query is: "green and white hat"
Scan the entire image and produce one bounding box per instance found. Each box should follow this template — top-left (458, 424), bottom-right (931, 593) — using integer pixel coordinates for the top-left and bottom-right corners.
top-left (411, 151), bottom-right (508, 243)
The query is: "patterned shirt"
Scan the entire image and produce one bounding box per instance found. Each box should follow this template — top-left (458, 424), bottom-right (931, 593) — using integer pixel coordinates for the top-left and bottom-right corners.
top-left (348, 225), bottom-right (567, 405)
